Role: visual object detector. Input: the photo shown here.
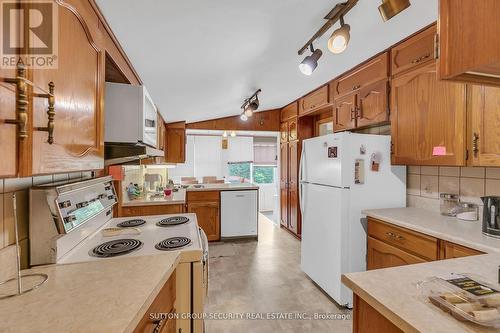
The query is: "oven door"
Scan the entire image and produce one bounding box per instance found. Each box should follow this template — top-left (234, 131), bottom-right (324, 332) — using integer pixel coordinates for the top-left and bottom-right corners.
top-left (199, 227), bottom-right (209, 297)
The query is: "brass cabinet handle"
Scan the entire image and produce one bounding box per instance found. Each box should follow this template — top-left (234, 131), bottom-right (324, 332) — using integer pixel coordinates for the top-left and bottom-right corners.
top-left (411, 53), bottom-right (431, 64)
top-left (2, 66), bottom-right (28, 140)
top-left (152, 318), bottom-right (166, 333)
top-left (350, 108), bottom-right (356, 121)
top-left (472, 133), bottom-right (479, 156)
top-left (352, 85), bottom-right (361, 91)
top-left (34, 82), bottom-right (56, 144)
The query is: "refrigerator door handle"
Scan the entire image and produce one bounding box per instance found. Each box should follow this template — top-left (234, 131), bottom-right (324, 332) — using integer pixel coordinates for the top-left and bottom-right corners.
top-left (299, 182), bottom-right (305, 217)
top-left (298, 147), bottom-right (305, 217)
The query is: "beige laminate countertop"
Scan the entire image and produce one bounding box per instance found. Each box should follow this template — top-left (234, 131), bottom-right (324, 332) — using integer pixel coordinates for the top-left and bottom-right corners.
top-left (342, 254), bottom-right (500, 333)
top-left (0, 253), bottom-right (180, 333)
top-left (121, 183), bottom-right (259, 207)
top-left (363, 207), bottom-right (500, 254)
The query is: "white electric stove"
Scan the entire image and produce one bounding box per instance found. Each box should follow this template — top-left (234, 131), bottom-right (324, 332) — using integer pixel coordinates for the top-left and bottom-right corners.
top-left (29, 176), bottom-right (207, 333)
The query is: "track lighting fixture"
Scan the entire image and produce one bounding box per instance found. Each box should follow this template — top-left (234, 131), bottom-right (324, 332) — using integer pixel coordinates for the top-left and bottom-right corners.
top-left (240, 89), bottom-right (262, 121)
top-left (299, 44), bottom-right (323, 76)
top-left (230, 131), bottom-right (236, 137)
top-left (327, 16), bottom-right (350, 54)
top-left (378, 0), bottom-right (411, 21)
top-left (222, 131), bottom-right (228, 138)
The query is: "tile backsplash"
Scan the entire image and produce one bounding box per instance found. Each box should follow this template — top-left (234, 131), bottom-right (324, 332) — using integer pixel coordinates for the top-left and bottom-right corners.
top-left (0, 172), bottom-right (93, 269)
top-left (406, 166), bottom-right (500, 213)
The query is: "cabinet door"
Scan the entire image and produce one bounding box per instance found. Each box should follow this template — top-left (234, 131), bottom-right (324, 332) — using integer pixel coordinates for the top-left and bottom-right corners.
top-left (280, 122), bottom-right (288, 143)
top-left (187, 201), bottom-right (220, 241)
top-left (299, 85), bottom-right (329, 115)
top-left (281, 102), bottom-right (298, 121)
top-left (165, 128), bottom-right (186, 163)
top-left (357, 80), bottom-right (389, 128)
top-left (334, 93), bottom-right (356, 132)
top-left (280, 143), bottom-right (289, 228)
top-left (288, 141), bottom-right (300, 235)
top-left (367, 237), bottom-right (427, 270)
top-left (438, 0), bottom-right (500, 86)
top-left (332, 53), bottom-right (388, 98)
top-left (288, 118), bottom-right (298, 142)
top-left (470, 85), bottom-right (500, 166)
top-left (391, 62), bottom-right (466, 165)
top-left (391, 25), bottom-right (436, 76)
top-left (31, 0), bottom-right (104, 174)
top-left (0, 67), bottom-right (18, 177)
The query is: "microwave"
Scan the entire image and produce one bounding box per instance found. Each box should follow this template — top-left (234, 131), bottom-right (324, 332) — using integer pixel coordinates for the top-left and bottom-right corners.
top-left (104, 82), bottom-right (158, 147)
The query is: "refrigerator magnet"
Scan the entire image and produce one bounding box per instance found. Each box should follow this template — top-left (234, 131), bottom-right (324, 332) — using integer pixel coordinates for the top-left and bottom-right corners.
top-left (370, 152), bottom-right (381, 172)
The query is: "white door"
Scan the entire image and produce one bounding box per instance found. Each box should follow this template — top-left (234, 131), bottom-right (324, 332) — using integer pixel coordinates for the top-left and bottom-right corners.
top-left (301, 134), bottom-right (348, 187)
top-left (300, 183), bottom-right (349, 305)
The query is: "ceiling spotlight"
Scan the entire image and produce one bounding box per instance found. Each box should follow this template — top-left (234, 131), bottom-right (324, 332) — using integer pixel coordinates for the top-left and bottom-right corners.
top-left (240, 89), bottom-right (261, 120)
top-left (378, 0), bottom-right (411, 21)
top-left (222, 131), bottom-right (228, 138)
top-left (248, 96), bottom-right (259, 111)
top-left (328, 16), bottom-right (350, 54)
top-left (299, 44), bottom-right (323, 76)
top-left (240, 113), bottom-right (248, 121)
top-left (230, 131), bottom-right (236, 137)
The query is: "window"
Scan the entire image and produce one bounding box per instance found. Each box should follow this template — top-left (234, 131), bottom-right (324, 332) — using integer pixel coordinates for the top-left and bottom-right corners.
top-left (253, 166), bottom-right (275, 184)
top-left (228, 162), bottom-right (251, 181)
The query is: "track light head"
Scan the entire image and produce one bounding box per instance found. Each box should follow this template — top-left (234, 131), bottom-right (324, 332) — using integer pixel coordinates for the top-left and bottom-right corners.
top-left (378, 0), bottom-right (411, 21)
top-left (244, 107), bottom-right (253, 117)
top-left (328, 16), bottom-right (350, 54)
top-left (299, 46), bottom-right (323, 76)
top-left (240, 113), bottom-right (248, 121)
top-left (248, 97), bottom-right (259, 111)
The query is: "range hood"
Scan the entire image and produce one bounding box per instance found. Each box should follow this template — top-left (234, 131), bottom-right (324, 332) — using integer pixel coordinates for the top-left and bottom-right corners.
top-left (104, 143), bottom-right (164, 166)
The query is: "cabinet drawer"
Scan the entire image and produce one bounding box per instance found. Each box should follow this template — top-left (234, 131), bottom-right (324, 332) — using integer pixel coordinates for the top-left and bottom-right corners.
top-left (281, 102), bottom-right (298, 121)
top-left (367, 237), bottom-right (427, 270)
top-left (299, 85), bottom-right (329, 115)
top-left (442, 241), bottom-right (484, 259)
top-left (332, 53), bottom-right (388, 99)
top-left (187, 191), bottom-right (220, 202)
top-left (368, 218), bottom-right (438, 261)
top-left (391, 25), bottom-right (436, 76)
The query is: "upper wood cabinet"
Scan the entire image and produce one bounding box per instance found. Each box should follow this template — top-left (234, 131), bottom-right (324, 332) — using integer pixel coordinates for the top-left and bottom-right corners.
top-left (299, 85), bottom-right (329, 115)
top-left (391, 25), bottom-right (437, 76)
top-left (165, 121), bottom-right (186, 163)
top-left (281, 102), bottom-right (298, 121)
top-left (0, 67), bottom-right (18, 177)
top-left (470, 85), bottom-right (500, 166)
top-left (30, 0), bottom-right (105, 175)
top-left (391, 62), bottom-right (466, 165)
top-left (334, 92), bottom-right (356, 132)
top-left (280, 122), bottom-right (288, 143)
top-left (331, 52), bottom-right (388, 99)
top-left (356, 80), bottom-right (389, 128)
top-left (438, 0), bottom-right (500, 86)
top-left (288, 118), bottom-right (298, 141)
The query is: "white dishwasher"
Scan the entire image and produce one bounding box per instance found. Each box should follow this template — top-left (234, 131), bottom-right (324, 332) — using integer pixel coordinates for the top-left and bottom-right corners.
top-left (221, 190), bottom-right (258, 237)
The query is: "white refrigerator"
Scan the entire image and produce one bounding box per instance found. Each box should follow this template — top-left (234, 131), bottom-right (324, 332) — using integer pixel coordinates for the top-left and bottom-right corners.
top-left (299, 132), bottom-right (406, 308)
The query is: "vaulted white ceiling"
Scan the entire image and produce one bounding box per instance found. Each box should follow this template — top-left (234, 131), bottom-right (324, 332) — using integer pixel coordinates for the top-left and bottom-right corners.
top-left (96, 0), bottom-right (437, 123)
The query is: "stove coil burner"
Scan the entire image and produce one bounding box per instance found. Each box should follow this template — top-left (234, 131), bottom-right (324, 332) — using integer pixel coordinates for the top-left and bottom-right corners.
top-left (155, 237), bottom-right (192, 251)
top-left (117, 219), bottom-right (146, 228)
top-left (156, 216), bottom-right (189, 227)
top-left (90, 239), bottom-right (143, 258)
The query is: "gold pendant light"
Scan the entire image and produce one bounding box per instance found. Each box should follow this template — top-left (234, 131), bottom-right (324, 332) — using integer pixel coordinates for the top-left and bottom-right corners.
top-left (378, 0), bottom-right (411, 21)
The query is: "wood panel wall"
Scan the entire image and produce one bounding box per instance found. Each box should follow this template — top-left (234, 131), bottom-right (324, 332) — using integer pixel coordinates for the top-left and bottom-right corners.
top-left (186, 109), bottom-right (280, 131)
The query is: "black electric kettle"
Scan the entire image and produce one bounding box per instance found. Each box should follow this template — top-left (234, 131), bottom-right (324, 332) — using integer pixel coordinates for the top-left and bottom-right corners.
top-left (482, 196), bottom-right (500, 238)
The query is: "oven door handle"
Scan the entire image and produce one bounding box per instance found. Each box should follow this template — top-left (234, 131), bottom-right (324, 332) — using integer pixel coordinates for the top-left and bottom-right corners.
top-left (199, 227), bottom-right (209, 293)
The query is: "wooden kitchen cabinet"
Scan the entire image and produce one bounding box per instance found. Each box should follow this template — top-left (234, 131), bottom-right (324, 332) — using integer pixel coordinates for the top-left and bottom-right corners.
top-left (134, 270), bottom-right (176, 333)
top-left (441, 241), bottom-right (484, 259)
top-left (288, 118), bottom-right (298, 142)
top-left (470, 85), bottom-right (500, 166)
top-left (280, 143), bottom-right (289, 228)
top-left (356, 80), bottom-right (389, 128)
top-left (29, 0), bottom-right (105, 175)
top-left (438, 0), bottom-right (500, 86)
top-left (353, 295), bottom-right (403, 333)
top-left (165, 121), bottom-right (186, 163)
top-left (391, 24), bottom-right (436, 76)
top-left (299, 85), bottom-right (329, 116)
top-left (331, 52), bottom-right (388, 99)
top-left (186, 191), bottom-right (220, 241)
top-left (367, 237), bottom-right (427, 270)
top-left (280, 122), bottom-right (289, 143)
top-left (281, 102), bottom-right (298, 121)
top-left (288, 141), bottom-right (300, 235)
top-left (119, 204), bottom-right (184, 218)
top-left (391, 62), bottom-right (466, 165)
top-left (334, 92), bottom-right (356, 132)
top-left (0, 67), bottom-right (18, 177)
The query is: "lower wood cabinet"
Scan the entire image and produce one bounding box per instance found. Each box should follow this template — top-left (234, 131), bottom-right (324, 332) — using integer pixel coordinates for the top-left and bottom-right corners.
top-left (134, 270), bottom-right (176, 333)
top-left (367, 217), bottom-right (485, 270)
top-left (186, 191), bottom-right (220, 241)
top-left (119, 204), bottom-right (184, 218)
top-left (353, 294), bottom-right (403, 333)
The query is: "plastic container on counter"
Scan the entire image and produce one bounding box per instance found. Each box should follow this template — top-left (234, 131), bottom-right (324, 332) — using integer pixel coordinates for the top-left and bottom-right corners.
top-left (417, 273), bottom-right (500, 328)
top-left (440, 193), bottom-right (460, 216)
